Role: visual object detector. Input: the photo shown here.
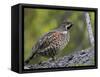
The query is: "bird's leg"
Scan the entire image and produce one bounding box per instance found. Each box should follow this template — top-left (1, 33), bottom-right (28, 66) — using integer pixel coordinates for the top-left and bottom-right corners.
top-left (49, 56), bottom-right (56, 62)
top-left (52, 56), bottom-right (56, 61)
top-left (38, 61), bottom-right (43, 65)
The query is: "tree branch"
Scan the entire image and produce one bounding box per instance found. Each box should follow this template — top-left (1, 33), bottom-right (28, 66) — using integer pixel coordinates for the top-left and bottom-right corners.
top-left (84, 12), bottom-right (94, 46)
top-left (24, 47), bottom-right (94, 69)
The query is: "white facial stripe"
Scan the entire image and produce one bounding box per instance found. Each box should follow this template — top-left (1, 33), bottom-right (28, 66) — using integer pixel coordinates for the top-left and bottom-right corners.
top-left (62, 31), bottom-right (67, 34)
top-left (66, 25), bottom-right (67, 29)
top-left (66, 24), bottom-right (71, 28)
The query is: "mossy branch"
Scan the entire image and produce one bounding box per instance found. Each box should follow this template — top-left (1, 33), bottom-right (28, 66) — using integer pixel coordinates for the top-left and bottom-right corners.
top-left (24, 47), bottom-right (94, 69)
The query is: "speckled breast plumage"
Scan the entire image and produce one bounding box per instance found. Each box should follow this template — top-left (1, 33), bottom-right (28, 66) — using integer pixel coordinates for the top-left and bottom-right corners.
top-left (35, 31), bottom-right (70, 58)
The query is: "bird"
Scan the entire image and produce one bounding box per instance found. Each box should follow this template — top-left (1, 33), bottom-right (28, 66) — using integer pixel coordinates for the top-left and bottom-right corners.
top-left (24, 21), bottom-right (73, 65)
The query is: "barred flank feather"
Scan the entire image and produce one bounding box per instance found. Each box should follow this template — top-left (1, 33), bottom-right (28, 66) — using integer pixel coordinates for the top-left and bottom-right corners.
top-left (38, 46), bottom-right (57, 58)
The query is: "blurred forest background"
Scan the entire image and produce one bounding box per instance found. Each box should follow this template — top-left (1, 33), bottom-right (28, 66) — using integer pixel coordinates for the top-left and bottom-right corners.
top-left (24, 8), bottom-right (95, 64)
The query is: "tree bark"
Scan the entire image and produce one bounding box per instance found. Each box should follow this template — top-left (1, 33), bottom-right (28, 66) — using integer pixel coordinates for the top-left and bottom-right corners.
top-left (24, 47), bottom-right (94, 69)
top-left (84, 12), bottom-right (94, 46)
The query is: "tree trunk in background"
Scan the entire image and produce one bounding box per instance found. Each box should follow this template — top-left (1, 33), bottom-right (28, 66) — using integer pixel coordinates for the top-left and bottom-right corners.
top-left (84, 12), bottom-right (94, 47)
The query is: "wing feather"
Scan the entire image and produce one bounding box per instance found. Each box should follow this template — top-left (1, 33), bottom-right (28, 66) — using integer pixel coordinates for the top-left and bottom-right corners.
top-left (34, 32), bottom-right (54, 51)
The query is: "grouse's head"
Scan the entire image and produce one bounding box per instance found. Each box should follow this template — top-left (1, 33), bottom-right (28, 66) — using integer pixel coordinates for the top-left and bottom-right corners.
top-left (56, 20), bottom-right (73, 32)
top-left (63, 21), bottom-right (73, 30)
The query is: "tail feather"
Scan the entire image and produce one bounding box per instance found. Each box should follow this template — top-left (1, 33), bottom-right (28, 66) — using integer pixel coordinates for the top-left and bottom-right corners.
top-left (24, 52), bottom-right (37, 65)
